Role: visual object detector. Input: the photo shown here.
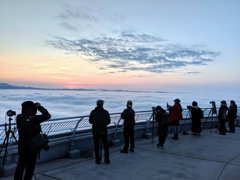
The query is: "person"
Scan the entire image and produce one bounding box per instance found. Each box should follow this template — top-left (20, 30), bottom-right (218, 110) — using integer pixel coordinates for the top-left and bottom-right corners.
top-left (227, 100), bottom-right (237, 133)
top-left (155, 106), bottom-right (169, 148)
top-left (89, 99), bottom-right (111, 164)
top-left (167, 98), bottom-right (183, 140)
top-left (120, 100), bottom-right (135, 153)
top-left (218, 100), bottom-right (228, 135)
top-left (14, 101), bottom-right (51, 180)
top-left (187, 101), bottom-right (203, 136)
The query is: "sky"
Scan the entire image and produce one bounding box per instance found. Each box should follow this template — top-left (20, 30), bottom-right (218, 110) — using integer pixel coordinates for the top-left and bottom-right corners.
top-left (0, 0), bottom-right (240, 92)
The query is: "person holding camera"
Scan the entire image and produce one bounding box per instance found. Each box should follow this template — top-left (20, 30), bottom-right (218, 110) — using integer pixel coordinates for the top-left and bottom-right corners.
top-left (89, 99), bottom-right (111, 164)
top-left (154, 106), bottom-right (169, 148)
top-left (218, 100), bottom-right (228, 135)
top-left (227, 100), bottom-right (237, 133)
top-left (167, 98), bottom-right (182, 140)
top-left (14, 101), bottom-right (51, 180)
top-left (120, 100), bottom-right (135, 153)
top-left (187, 101), bottom-right (203, 136)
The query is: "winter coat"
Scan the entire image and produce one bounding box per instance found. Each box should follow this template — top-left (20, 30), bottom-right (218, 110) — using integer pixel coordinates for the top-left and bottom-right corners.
top-left (227, 104), bottom-right (237, 121)
top-left (155, 109), bottom-right (170, 126)
top-left (218, 105), bottom-right (228, 120)
top-left (17, 106), bottom-right (51, 152)
top-left (121, 107), bottom-right (135, 127)
top-left (188, 106), bottom-right (203, 121)
top-left (169, 103), bottom-right (183, 122)
top-left (188, 106), bottom-right (203, 133)
top-left (89, 107), bottom-right (111, 135)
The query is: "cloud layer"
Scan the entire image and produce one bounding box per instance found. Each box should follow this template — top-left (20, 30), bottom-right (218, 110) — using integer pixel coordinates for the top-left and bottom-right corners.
top-left (48, 31), bottom-right (219, 73)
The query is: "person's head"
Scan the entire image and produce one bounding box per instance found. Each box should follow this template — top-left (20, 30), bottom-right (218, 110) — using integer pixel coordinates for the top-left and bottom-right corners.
top-left (230, 100), bottom-right (235, 106)
top-left (221, 100), bottom-right (227, 106)
top-left (155, 105), bottom-right (163, 112)
top-left (96, 99), bottom-right (104, 107)
top-left (127, 100), bottom-right (133, 108)
top-left (192, 101), bottom-right (198, 106)
top-left (21, 101), bottom-right (37, 116)
top-left (174, 98), bottom-right (181, 104)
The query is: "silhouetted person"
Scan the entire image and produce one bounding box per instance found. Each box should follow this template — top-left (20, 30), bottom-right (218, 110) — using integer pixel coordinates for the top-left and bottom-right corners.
top-left (227, 100), bottom-right (237, 133)
top-left (218, 100), bottom-right (228, 135)
top-left (167, 98), bottom-right (182, 140)
top-left (89, 99), bottom-right (111, 164)
top-left (155, 106), bottom-right (169, 148)
top-left (187, 101), bottom-right (203, 136)
top-left (14, 101), bottom-right (51, 180)
top-left (120, 100), bottom-right (135, 153)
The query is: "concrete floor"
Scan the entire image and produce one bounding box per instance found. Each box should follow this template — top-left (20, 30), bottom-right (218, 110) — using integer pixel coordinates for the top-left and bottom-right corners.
top-left (2, 128), bottom-right (240, 180)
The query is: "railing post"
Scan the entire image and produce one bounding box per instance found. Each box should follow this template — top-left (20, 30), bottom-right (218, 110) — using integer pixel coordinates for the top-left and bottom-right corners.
top-left (68, 117), bottom-right (84, 158)
top-left (111, 117), bottom-right (121, 146)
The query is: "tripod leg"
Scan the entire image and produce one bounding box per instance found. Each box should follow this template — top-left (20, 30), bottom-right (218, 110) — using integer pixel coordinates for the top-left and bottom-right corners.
top-left (152, 112), bottom-right (155, 144)
top-left (9, 130), bottom-right (18, 144)
top-left (0, 136), bottom-right (7, 155)
top-left (210, 112), bottom-right (213, 134)
top-left (1, 132), bottom-right (10, 173)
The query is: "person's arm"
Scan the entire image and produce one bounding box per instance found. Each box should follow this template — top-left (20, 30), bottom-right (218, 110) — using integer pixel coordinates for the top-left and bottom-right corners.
top-left (106, 111), bottom-right (111, 125)
top-left (34, 103), bottom-right (51, 124)
top-left (89, 111), bottom-right (94, 124)
top-left (121, 109), bottom-right (127, 119)
top-left (166, 103), bottom-right (171, 110)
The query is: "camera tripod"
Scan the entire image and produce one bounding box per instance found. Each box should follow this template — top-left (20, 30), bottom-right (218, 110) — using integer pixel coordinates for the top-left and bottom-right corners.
top-left (0, 115), bottom-right (18, 174)
top-left (204, 108), bottom-right (217, 134)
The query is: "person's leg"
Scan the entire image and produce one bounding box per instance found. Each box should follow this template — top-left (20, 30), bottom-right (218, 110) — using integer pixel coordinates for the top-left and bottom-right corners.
top-left (24, 151), bottom-right (38, 180)
top-left (158, 125), bottom-right (164, 145)
top-left (122, 126), bottom-right (129, 151)
top-left (162, 126), bottom-right (168, 145)
top-left (93, 134), bottom-right (100, 163)
top-left (129, 126), bottom-right (135, 151)
top-left (14, 151), bottom-right (26, 180)
top-left (229, 119), bottom-right (235, 132)
top-left (219, 119), bottom-right (226, 134)
top-left (101, 134), bottom-right (110, 163)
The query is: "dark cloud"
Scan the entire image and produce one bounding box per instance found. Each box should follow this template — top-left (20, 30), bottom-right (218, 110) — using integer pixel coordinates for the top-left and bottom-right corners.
top-left (48, 31), bottom-right (220, 73)
top-left (187, 72), bottom-right (201, 74)
top-left (58, 22), bottom-right (78, 31)
top-left (58, 8), bottom-right (97, 21)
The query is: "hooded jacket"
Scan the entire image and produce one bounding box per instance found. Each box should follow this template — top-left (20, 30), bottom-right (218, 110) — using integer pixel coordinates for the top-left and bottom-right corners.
top-left (227, 104), bottom-right (237, 121)
top-left (218, 104), bottom-right (228, 120)
top-left (169, 103), bottom-right (183, 122)
top-left (89, 107), bottom-right (111, 134)
top-left (17, 105), bottom-right (51, 152)
top-left (188, 106), bottom-right (203, 121)
top-left (121, 107), bottom-right (135, 126)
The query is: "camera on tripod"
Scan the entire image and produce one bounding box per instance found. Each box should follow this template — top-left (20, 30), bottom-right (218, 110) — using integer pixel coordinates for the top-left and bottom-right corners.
top-left (6, 110), bottom-right (16, 117)
top-left (209, 101), bottom-right (217, 114)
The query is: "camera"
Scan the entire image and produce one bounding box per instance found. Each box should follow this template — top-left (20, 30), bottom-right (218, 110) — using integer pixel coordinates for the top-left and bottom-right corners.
top-left (187, 105), bottom-right (191, 109)
top-left (152, 107), bottom-right (156, 111)
top-left (6, 110), bottom-right (16, 117)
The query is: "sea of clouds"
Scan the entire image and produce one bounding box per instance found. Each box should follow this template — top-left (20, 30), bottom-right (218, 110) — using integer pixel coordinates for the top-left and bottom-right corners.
top-left (0, 89), bottom-right (239, 124)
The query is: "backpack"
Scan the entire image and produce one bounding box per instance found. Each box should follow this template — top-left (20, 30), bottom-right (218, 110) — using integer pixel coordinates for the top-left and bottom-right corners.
top-left (30, 133), bottom-right (49, 153)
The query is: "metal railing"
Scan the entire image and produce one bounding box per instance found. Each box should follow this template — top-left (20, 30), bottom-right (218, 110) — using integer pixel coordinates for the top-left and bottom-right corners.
top-left (0, 107), bottom-right (239, 144)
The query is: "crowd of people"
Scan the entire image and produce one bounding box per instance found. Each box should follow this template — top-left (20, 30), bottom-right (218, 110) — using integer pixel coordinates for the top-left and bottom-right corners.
top-left (11, 99), bottom-right (238, 179)
top-left (88, 98), bottom-right (238, 165)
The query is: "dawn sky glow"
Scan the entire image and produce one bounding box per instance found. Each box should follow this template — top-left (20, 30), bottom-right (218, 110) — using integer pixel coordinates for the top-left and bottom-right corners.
top-left (0, 0), bottom-right (239, 92)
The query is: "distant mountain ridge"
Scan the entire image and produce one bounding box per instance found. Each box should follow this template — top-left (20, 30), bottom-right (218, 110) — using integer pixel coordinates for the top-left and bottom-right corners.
top-left (0, 83), bottom-right (168, 93)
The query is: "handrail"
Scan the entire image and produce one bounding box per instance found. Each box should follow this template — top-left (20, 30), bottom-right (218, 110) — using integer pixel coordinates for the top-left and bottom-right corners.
top-left (0, 107), bottom-right (239, 144)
